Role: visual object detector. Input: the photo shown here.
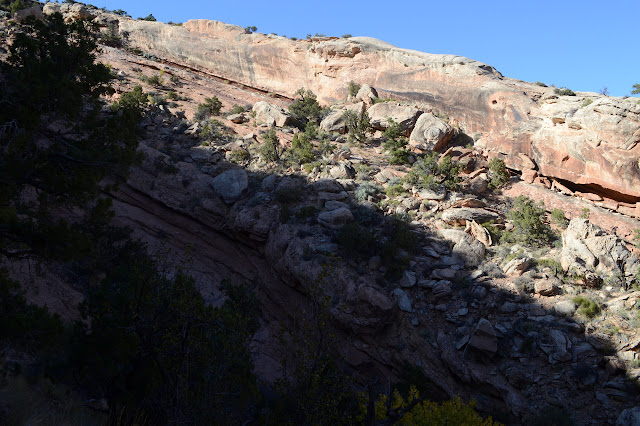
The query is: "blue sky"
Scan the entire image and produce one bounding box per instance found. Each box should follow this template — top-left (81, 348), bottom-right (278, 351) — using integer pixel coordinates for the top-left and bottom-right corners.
top-left (92, 0), bottom-right (639, 97)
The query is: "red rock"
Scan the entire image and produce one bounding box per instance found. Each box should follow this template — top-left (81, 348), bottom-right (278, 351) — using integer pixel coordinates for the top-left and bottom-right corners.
top-left (534, 176), bottom-right (552, 189)
top-left (118, 19), bottom-right (640, 200)
top-left (521, 169), bottom-right (538, 184)
top-left (552, 180), bottom-right (574, 196)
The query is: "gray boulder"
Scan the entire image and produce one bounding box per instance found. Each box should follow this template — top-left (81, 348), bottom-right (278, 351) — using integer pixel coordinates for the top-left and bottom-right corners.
top-left (211, 168), bottom-right (248, 204)
top-left (367, 103), bottom-right (422, 134)
top-left (437, 229), bottom-right (485, 267)
top-left (554, 300), bottom-right (576, 316)
top-left (329, 162), bottom-right (356, 179)
top-left (320, 102), bottom-right (365, 133)
top-left (561, 218), bottom-right (640, 280)
top-left (617, 407), bottom-right (640, 425)
top-left (318, 207), bottom-right (353, 229)
top-left (14, 5), bottom-right (44, 22)
top-left (468, 318), bottom-right (497, 354)
top-left (252, 101), bottom-right (291, 127)
top-left (409, 113), bottom-right (454, 152)
top-left (355, 84), bottom-right (378, 105)
top-left (392, 288), bottom-right (413, 312)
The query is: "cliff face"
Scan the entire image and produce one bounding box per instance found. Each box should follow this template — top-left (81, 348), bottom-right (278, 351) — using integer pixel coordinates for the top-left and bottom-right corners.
top-left (118, 18), bottom-right (640, 202)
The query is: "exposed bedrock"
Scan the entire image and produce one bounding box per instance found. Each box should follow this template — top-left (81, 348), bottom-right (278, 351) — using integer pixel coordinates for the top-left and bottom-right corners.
top-left (117, 18), bottom-right (640, 200)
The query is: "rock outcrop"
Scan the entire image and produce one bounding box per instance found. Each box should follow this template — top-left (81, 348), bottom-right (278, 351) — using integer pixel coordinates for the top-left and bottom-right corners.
top-left (115, 17), bottom-right (640, 200)
top-left (561, 218), bottom-right (640, 281)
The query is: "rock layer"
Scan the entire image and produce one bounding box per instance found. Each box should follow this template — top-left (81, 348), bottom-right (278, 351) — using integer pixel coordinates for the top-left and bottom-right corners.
top-left (116, 17), bottom-right (640, 200)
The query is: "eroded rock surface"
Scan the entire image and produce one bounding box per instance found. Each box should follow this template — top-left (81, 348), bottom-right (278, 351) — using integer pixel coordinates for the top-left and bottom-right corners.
top-left (115, 17), bottom-right (640, 200)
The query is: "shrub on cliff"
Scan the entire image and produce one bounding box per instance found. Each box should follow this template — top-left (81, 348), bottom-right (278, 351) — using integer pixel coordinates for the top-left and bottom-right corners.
top-left (259, 127), bottom-right (282, 162)
top-left (287, 132), bottom-right (315, 165)
top-left (194, 96), bottom-right (223, 120)
top-left (382, 118), bottom-right (410, 165)
top-left (404, 153), bottom-right (461, 192)
top-left (0, 14), bottom-right (143, 262)
top-left (348, 80), bottom-right (360, 97)
top-left (502, 196), bottom-right (555, 246)
top-left (288, 88), bottom-right (327, 129)
top-left (375, 386), bottom-right (499, 425)
top-left (487, 157), bottom-right (510, 189)
top-left (343, 109), bottom-right (374, 145)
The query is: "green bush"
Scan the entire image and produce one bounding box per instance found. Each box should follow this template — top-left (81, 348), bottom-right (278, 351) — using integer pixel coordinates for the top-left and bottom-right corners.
top-left (194, 96), bottom-right (223, 120)
top-left (259, 127), bottom-right (282, 162)
top-left (404, 152), bottom-right (461, 192)
top-left (343, 109), bottom-right (374, 144)
top-left (229, 148), bottom-right (250, 164)
top-left (355, 182), bottom-right (381, 202)
top-left (0, 268), bottom-right (64, 349)
top-left (551, 208), bottom-right (568, 228)
top-left (288, 132), bottom-right (315, 165)
top-left (573, 296), bottom-right (601, 319)
top-left (230, 104), bottom-right (246, 114)
top-left (348, 80), bottom-right (360, 97)
top-left (581, 98), bottom-right (593, 107)
top-left (382, 119), bottom-right (410, 165)
top-left (288, 88), bottom-right (326, 129)
top-left (502, 196), bottom-right (554, 246)
top-left (487, 157), bottom-right (510, 189)
top-left (386, 184), bottom-right (406, 198)
top-left (73, 241), bottom-right (260, 424)
top-left (199, 118), bottom-right (228, 141)
top-left (555, 87), bottom-right (576, 96)
top-left (139, 14), bottom-right (156, 21)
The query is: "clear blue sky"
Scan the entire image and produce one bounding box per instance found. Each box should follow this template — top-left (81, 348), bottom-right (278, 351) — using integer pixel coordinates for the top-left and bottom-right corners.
top-left (92, 0), bottom-right (639, 97)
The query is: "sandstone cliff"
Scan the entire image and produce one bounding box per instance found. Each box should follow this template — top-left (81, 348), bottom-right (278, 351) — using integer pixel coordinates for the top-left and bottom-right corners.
top-left (115, 17), bottom-right (640, 202)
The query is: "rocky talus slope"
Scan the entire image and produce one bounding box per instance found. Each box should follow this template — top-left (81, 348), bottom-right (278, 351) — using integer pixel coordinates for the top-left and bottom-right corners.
top-left (4, 3), bottom-right (640, 423)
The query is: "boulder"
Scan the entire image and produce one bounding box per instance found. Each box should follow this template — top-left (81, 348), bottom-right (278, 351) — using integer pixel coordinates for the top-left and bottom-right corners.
top-left (329, 162), bottom-right (356, 179)
top-left (616, 407), bottom-right (640, 426)
top-left (453, 233), bottom-right (486, 267)
top-left (554, 300), bottom-right (576, 316)
top-left (320, 110), bottom-right (347, 133)
top-left (534, 280), bottom-right (558, 296)
top-left (355, 84), bottom-right (378, 105)
top-left (312, 178), bottom-right (344, 193)
top-left (43, 2), bottom-right (61, 15)
top-left (318, 207), bottom-right (353, 229)
top-left (324, 200), bottom-right (349, 211)
top-left (549, 329), bottom-right (572, 362)
top-left (441, 207), bottom-right (500, 225)
top-left (67, 3), bottom-right (93, 21)
top-left (468, 318), bottom-right (498, 354)
top-left (503, 257), bottom-right (532, 276)
top-left (561, 218), bottom-right (640, 279)
top-left (408, 113), bottom-right (454, 152)
top-left (227, 113), bottom-right (248, 123)
top-left (416, 188), bottom-right (447, 200)
top-left (392, 288), bottom-right (412, 312)
top-left (320, 103), bottom-right (365, 133)
top-left (466, 220), bottom-right (492, 247)
top-left (469, 173), bottom-right (489, 194)
top-left (367, 103), bottom-right (422, 134)
top-left (252, 101), bottom-right (291, 127)
top-left (432, 280), bottom-right (452, 299)
top-left (211, 168), bottom-right (248, 204)
top-left (14, 5), bottom-right (44, 22)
